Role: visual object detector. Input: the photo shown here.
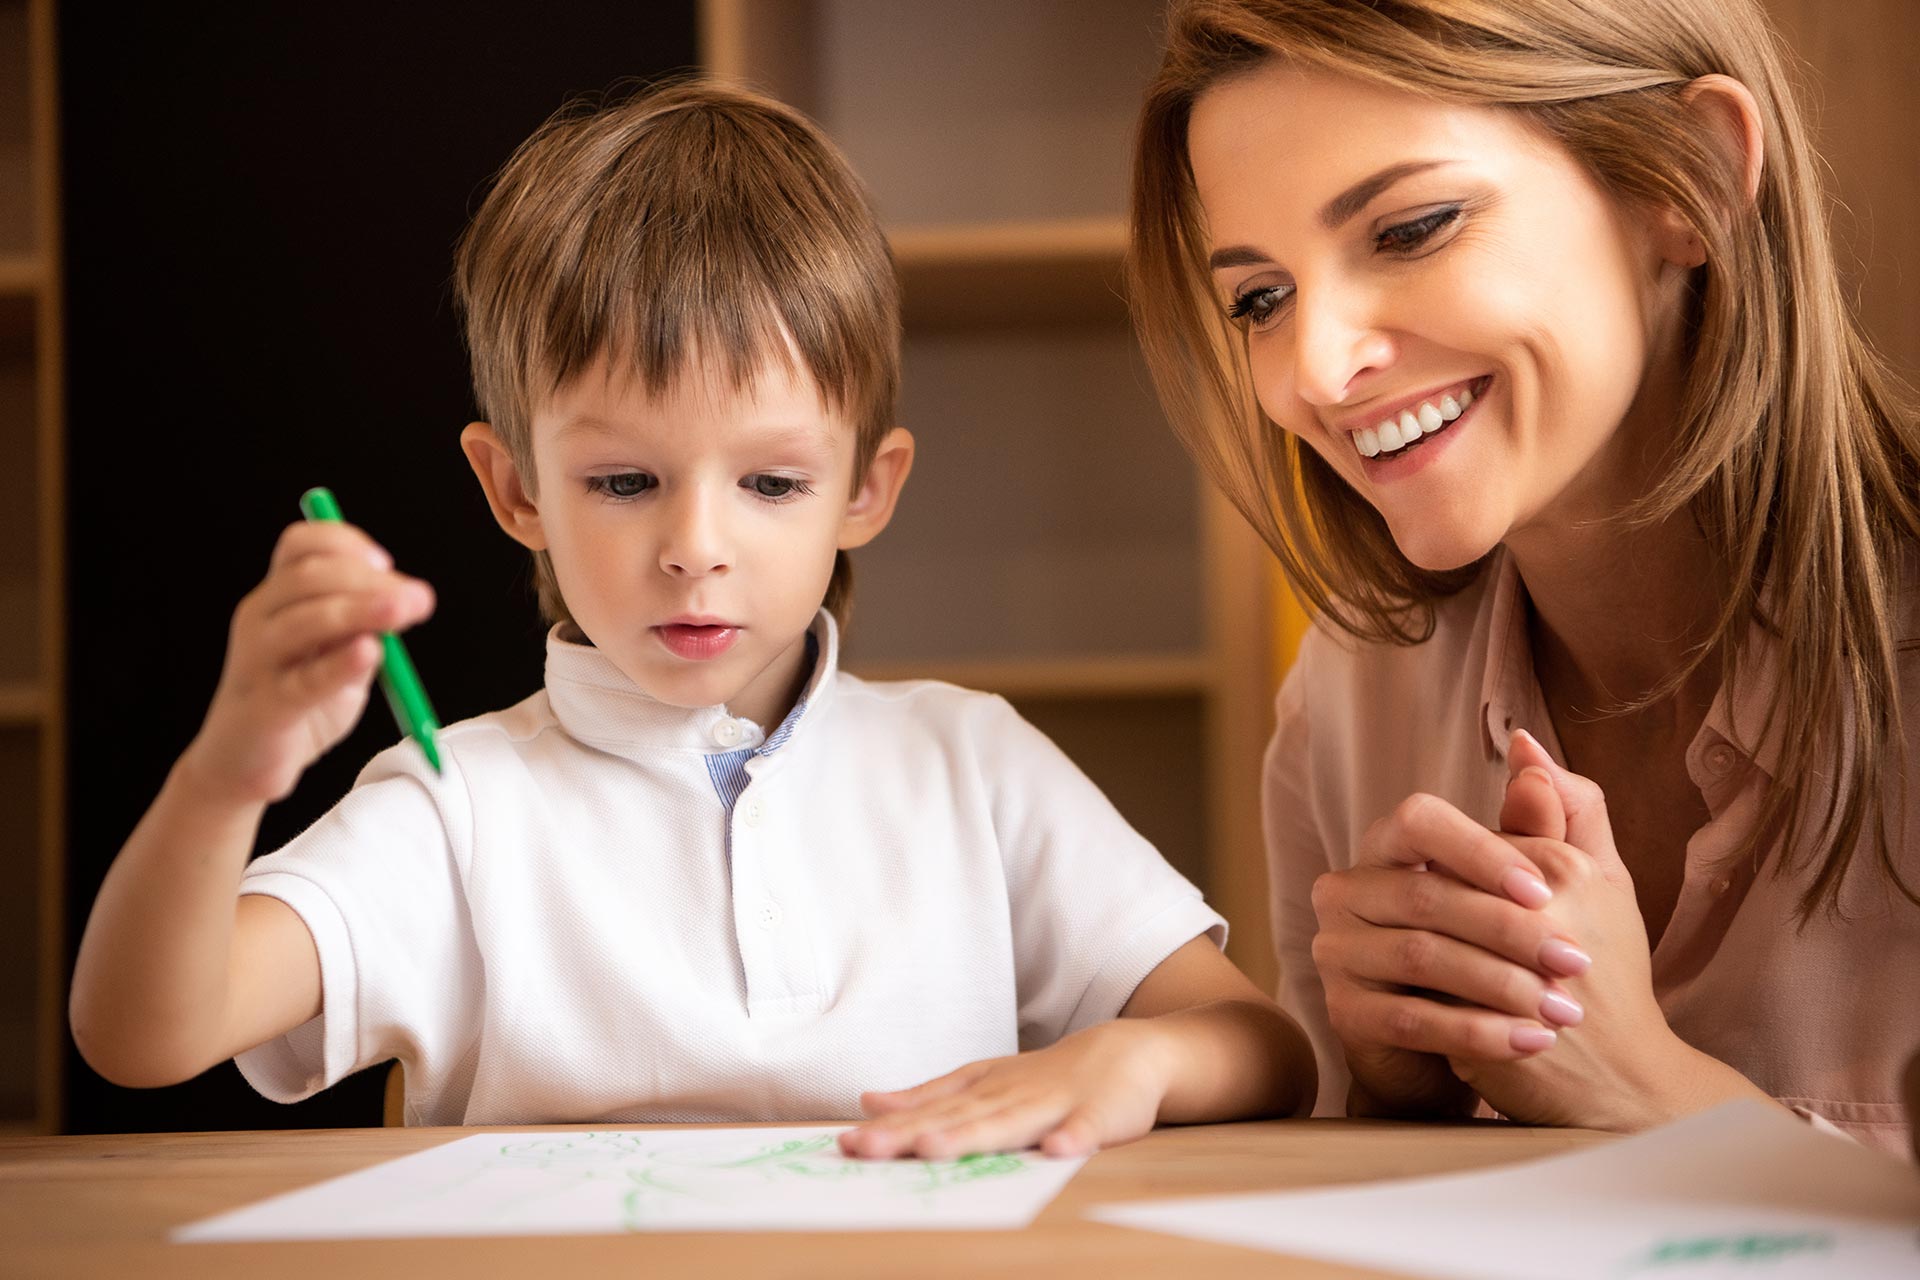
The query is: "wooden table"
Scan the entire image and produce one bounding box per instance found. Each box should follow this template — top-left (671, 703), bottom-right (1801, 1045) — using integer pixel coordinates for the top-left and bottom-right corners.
top-left (0, 1119), bottom-right (1612, 1278)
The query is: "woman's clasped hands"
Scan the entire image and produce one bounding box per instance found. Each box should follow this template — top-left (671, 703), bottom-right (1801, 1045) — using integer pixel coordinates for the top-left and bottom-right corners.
top-left (1313, 729), bottom-right (1755, 1129)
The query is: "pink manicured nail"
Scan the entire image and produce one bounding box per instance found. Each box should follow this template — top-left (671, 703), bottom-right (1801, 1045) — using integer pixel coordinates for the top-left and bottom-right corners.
top-left (1502, 868), bottom-right (1552, 908)
top-left (1511, 1025), bottom-right (1556, 1053)
top-left (1538, 991), bottom-right (1584, 1027)
top-left (1538, 938), bottom-right (1592, 976)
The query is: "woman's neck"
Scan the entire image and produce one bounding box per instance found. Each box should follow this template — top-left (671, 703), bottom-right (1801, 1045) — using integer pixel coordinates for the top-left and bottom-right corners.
top-left (1509, 510), bottom-right (1726, 725)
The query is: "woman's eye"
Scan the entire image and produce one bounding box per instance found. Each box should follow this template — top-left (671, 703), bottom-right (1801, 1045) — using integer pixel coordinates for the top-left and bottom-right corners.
top-left (745, 474), bottom-right (811, 501)
top-left (1376, 205), bottom-right (1463, 254)
top-left (1228, 283), bottom-right (1295, 330)
top-left (588, 472), bottom-right (654, 499)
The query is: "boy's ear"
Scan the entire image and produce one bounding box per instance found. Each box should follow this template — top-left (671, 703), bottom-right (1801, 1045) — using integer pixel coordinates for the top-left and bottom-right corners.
top-left (838, 427), bottom-right (915, 551)
top-left (461, 422), bottom-right (549, 552)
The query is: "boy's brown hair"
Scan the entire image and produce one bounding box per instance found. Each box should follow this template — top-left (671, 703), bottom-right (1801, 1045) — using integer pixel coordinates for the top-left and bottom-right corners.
top-left (453, 77), bottom-right (900, 627)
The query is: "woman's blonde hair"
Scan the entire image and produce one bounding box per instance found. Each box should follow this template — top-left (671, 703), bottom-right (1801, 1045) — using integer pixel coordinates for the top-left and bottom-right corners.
top-left (454, 77), bottom-right (900, 629)
top-left (1129, 0), bottom-right (1920, 917)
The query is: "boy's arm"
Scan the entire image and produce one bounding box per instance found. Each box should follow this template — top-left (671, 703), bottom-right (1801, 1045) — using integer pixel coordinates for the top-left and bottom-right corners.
top-left (69, 520), bottom-right (433, 1089)
top-left (1117, 934), bottom-right (1316, 1124)
top-left (839, 935), bottom-right (1317, 1160)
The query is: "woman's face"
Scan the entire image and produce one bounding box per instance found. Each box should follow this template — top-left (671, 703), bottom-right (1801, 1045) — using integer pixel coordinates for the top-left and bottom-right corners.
top-left (1188, 62), bottom-right (1691, 571)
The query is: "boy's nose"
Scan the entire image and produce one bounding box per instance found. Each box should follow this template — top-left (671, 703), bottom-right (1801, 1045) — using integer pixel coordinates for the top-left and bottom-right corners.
top-left (659, 492), bottom-right (732, 577)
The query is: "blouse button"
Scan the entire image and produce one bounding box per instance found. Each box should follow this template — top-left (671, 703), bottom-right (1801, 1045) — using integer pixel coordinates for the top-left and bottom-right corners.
top-left (711, 720), bottom-right (742, 748)
top-left (742, 799), bottom-right (764, 828)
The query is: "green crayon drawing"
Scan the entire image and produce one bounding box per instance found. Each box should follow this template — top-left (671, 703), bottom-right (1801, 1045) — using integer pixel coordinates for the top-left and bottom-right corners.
top-left (471, 1131), bottom-right (1035, 1231)
top-left (1627, 1232), bottom-right (1835, 1272)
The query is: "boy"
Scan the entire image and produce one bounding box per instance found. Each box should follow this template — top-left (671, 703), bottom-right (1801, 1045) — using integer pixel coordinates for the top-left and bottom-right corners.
top-left (70, 80), bottom-right (1314, 1158)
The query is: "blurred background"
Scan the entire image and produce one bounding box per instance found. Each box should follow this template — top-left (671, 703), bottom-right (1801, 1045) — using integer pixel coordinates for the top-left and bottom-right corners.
top-left (0, 0), bottom-right (1913, 1136)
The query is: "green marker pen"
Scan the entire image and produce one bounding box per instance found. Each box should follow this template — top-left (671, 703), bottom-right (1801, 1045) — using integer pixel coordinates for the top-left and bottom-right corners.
top-left (298, 486), bottom-right (443, 774)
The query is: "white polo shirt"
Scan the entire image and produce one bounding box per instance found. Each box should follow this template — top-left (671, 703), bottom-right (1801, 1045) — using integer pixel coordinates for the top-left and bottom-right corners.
top-left (236, 611), bottom-right (1225, 1125)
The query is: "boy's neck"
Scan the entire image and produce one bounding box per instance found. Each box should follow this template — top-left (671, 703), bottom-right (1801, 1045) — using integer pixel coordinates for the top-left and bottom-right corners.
top-left (725, 627), bottom-right (819, 733)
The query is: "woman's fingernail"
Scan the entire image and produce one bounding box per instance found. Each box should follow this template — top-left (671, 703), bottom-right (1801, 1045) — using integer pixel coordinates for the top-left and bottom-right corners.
top-left (1514, 727), bottom-right (1545, 755)
top-left (1511, 1025), bottom-right (1557, 1053)
top-left (1538, 938), bottom-right (1593, 976)
top-left (1538, 991), bottom-right (1584, 1027)
top-left (1502, 868), bottom-right (1553, 908)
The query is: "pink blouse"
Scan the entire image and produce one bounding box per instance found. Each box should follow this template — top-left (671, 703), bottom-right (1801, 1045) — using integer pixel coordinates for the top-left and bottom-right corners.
top-left (1263, 548), bottom-right (1918, 1155)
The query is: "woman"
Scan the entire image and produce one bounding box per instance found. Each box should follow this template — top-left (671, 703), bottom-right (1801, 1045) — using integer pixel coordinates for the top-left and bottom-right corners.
top-left (1130, 0), bottom-right (1918, 1153)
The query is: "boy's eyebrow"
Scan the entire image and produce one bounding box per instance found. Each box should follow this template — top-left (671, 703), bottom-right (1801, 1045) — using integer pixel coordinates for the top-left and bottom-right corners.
top-left (1206, 158), bottom-right (1458, 271)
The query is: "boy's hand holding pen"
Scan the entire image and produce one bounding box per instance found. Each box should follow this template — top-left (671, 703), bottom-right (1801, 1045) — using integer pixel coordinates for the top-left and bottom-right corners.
top-left (179, 492), bottom-right (437, 808)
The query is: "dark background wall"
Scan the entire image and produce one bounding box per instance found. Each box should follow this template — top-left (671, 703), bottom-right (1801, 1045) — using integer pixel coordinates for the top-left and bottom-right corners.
top-left (61, 4), bottom-right (699, 1133)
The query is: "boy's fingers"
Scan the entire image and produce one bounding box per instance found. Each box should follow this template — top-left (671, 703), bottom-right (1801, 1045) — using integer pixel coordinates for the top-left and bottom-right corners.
top-left (261, 586), bottom-right (434, 671)
top-left (269, 519), bottom-right (392, 572)
top-left (916, 1095), bottom-right (1061, 1160)
top-left (858, 1060), bottom-right (992, 1116)
top-left (275, 634), bottom-right (382, 707)
top-left (1359, 793), bottom-right (1553, 907)
top-left (1040, 1106), bottom-right (1103, 1158)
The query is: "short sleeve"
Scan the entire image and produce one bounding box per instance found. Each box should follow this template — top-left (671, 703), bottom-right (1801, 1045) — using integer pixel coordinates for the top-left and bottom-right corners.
top-left (976, 697), bottom-right (1227, 1048)
top-left (1264, 636), bottom-right (1349, 1116)
top-left (233, 739), bottom-right (483, 1110)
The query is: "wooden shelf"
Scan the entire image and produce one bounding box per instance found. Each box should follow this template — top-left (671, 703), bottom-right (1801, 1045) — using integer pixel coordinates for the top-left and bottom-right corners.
top-left (0, 255), bottom-right (42, 298)
top-left (0, 682), bottom-right (44, 726)
top-left (846, 652), bottom-right (1213, 700)
top-left (892, 218), bottom-right (1128, 330)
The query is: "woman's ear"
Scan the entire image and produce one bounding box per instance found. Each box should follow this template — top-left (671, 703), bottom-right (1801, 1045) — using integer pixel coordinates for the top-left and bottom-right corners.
top-left (1683, 73), bottom-right (1766, 207)
top-left (1649, 75), bottom-right (1765, 271)
top-left (838, 427), bottom-right (915, 551)
top-left (461, 422), bottom-right (549, 551)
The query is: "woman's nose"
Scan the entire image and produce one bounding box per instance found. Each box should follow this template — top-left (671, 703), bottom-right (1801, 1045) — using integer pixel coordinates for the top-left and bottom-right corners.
top-left (1290, 290), bottom-right (1397, 408)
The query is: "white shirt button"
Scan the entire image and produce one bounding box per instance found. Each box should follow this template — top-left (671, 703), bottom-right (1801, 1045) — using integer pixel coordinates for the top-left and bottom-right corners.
top-left (741, 799), bottom-right (764, 828)
top-left (711, 721), bottom-right (742, 748)
top-left (756, 900), bottom-right (784, 931)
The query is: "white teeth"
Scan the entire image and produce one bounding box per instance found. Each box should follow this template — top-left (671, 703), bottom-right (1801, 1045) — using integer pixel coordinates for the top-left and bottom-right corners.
top-left (1355, 380), bottom-right (1484, 460)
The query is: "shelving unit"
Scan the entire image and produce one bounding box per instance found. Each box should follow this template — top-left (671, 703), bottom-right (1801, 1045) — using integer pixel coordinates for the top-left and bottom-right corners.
top-left (0, 0), bottom-right (63, 1134)
top-left (700, 0), bottom-right (1282, 985)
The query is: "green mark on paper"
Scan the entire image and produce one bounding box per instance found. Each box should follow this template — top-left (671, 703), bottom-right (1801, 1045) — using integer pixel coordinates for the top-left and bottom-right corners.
top-left (1629, 1233), bottom-right (1835, 1271)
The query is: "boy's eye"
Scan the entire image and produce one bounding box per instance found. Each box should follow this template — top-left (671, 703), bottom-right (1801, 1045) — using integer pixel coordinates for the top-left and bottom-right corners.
top-left (1375, 205), bottom-right (1463, 254)
top-left (745, 475), bottom-right (811, 501)
top-left (588, 472), bottom-right (655, 498)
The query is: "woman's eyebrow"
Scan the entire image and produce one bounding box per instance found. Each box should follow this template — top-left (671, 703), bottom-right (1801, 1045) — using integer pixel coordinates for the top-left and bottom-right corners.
top-left (1207, 159), bottom-right (1460, 271)
top-left (1319, 159), bottom-right (1455, 229)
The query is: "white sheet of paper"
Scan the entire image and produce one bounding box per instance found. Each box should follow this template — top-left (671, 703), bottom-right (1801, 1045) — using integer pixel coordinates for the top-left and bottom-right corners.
top-left (174, 1127), bottom-right (1086, 1240)
top-left (1091, 1102), bottom-right (1920, 1279)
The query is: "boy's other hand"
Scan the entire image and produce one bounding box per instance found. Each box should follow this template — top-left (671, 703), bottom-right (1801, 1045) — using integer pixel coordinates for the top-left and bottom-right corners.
top-left (836, 1020), bottom-right (1172, 1161)
top-left (183, 520), bottom-right (435, 807)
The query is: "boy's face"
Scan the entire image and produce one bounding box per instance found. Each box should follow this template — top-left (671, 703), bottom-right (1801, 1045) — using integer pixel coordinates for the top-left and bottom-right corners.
top-left (465, 351), bottom-right (912, 729)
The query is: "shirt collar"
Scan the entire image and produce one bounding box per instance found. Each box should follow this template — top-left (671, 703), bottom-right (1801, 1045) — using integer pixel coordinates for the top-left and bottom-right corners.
top-left (543, 608), bottom-right (841, 762)
top-left (1479, 547), bottom-right (1545, 764)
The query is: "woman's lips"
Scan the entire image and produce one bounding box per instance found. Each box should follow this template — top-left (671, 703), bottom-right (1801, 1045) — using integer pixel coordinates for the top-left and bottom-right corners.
top-left (654, 624), bottom-right (741, 661)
